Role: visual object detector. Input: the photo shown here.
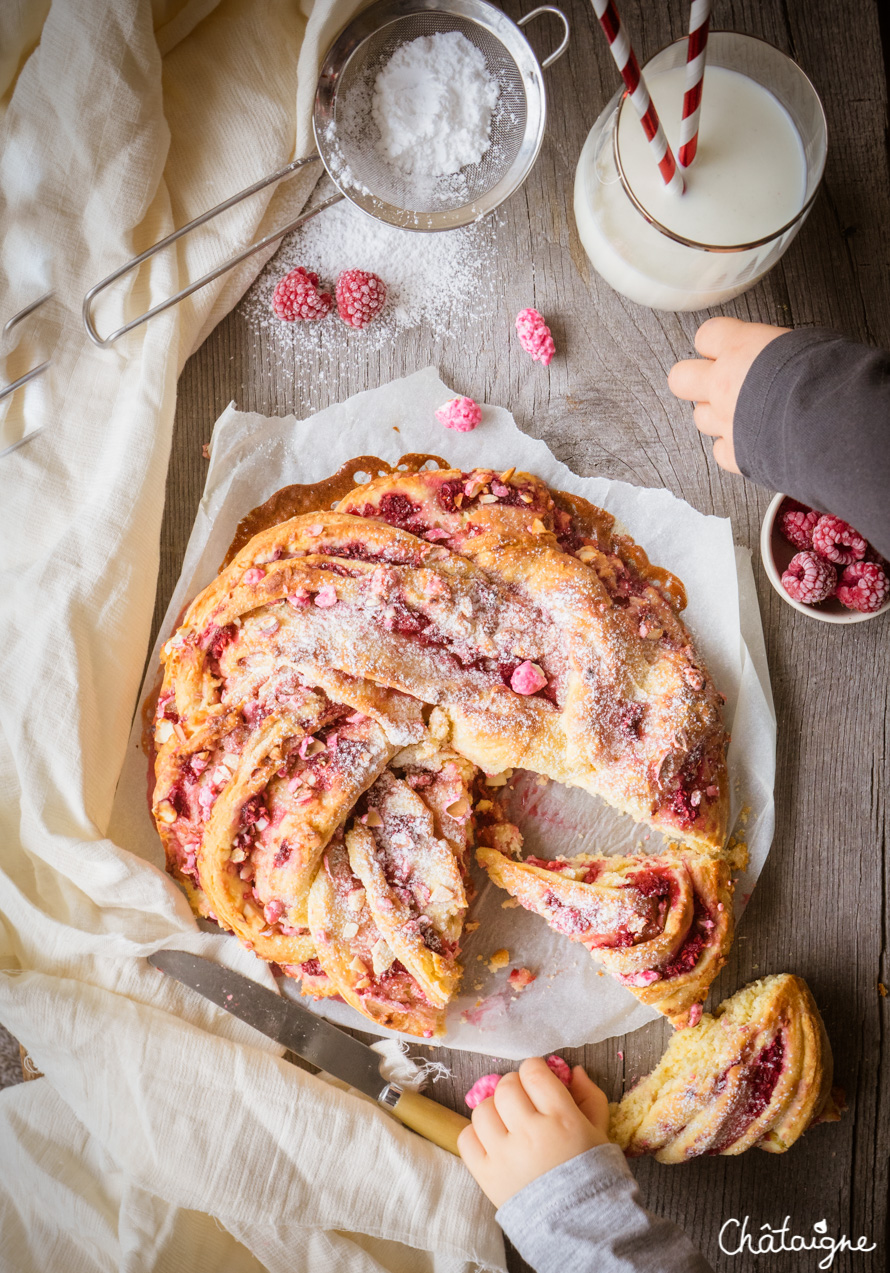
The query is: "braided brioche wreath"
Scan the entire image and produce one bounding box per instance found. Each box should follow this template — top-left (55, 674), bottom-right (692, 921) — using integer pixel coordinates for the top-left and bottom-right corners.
top-left (152, 456), bottom-right (741, 1039)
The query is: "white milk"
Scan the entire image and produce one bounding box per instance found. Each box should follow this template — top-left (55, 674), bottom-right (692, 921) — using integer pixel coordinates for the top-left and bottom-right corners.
top-left (574, 64), bottom-right (809, 310)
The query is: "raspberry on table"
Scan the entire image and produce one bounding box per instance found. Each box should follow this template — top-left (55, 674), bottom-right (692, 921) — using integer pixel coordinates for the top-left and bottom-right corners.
top-left (811, 514), bottom-right (867, 565)
top-left (781, 551), bottom-right (837, 605)
top-left (335, 269), bottom-right (387, 328)
top-left (272, 266), bottom-right (332, 321)
top-left (836, 561), bottom-right (890, 613)
top-left (778, 498), bottom-right (819, 551)
top-left (515, 307), bottom-right (555, 366)
top-left (435, 396), bottom-right (482, 432)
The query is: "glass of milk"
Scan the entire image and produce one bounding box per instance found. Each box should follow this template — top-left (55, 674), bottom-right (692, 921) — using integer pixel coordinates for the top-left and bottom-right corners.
top-left (573, 33), bottom-right (827, 311)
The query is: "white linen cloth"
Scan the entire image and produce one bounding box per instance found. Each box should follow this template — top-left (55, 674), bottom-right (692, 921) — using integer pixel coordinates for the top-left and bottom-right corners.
top-left (0, 2), bottom-right (505, 1269)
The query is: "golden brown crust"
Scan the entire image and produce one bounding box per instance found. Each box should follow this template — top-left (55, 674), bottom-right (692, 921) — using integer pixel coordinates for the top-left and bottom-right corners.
top-left (609, 974), bottom-right (835, 1160)
top-left (150, 460), bottom-right (730, 1036)
top-left (477, 846), bottom-right (733, 1027)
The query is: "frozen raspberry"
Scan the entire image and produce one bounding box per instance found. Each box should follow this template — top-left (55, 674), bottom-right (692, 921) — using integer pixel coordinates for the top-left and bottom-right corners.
top-left (545, 1055), bottom-right (572, 1087)
top-left (465, 1073), bottom-right (501, 1109)
top-left (435, 396), bottom-right (482, 432)
top-left (778, 499), bottom-right (819, 551)
top-left (515, 307), bottom-right (555, 366)
top-left (272, 266), bottom-right (332, 321)
top-left (335, 269), bottom-right (386, 328)
top-left (781, 551), bottom-right (837, 605)
top-left (836, 561), bottom-right (890, 613)
top-left (811, 514), bottom-right (867, 565)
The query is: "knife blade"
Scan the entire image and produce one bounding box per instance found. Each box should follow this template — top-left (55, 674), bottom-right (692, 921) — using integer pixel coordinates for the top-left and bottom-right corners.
top-left (148, 949), bottom-right (469, 1155)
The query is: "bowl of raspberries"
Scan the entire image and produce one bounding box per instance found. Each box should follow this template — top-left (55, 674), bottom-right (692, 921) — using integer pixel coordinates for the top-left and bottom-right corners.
top-left (761, 494), bottom-right (890, 623)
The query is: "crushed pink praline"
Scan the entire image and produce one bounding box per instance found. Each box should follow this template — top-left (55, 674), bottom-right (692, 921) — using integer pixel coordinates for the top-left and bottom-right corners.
top-left (435, 396), bottom-right (482, 432)
top-left (515, 308), bottom-right (555, 366)
top-left (545, 1054), bottom-right (572, 1086)
top-left (510, 660), bottom-right (547, 695)
top-left (464, 1056), bottom-right (572, 1108)
top-left (314, 584), bottom-right (337, 607)
top-left (465, 1073), bottom-right (501, 1109)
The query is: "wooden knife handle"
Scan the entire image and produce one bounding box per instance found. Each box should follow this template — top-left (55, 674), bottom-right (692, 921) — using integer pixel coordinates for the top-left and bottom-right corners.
top-left (390, 1088), bottom-right (470, 1155)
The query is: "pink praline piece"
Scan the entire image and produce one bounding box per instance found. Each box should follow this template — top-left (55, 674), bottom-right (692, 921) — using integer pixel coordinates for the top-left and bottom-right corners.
top-left (515, 307), bottom-right (555, 366)
top-left (510, 660), bottom-right (547, 695)
top-left (435, 396), bottom-right (482, 432)
top-left (465, 1073), bottom-right (502, 1109)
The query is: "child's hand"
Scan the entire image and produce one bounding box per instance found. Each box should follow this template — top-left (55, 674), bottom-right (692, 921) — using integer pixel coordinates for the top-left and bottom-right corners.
top-left (457, 1057), bottom-right (610, 1209)
top-left (668, 317), bottom-right (788, 473)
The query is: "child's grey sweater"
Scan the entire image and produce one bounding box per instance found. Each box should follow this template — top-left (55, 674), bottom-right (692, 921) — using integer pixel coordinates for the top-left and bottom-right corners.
top-left (497, 1144), bottom-right (713, 1272)
top-left (496, 328), bottom-right (889, 1273)
top-left (734, 327), bottom-right (890, 556)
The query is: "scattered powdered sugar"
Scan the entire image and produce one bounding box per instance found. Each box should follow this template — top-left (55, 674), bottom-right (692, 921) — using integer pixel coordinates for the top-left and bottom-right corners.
top-left (372, 32), bottom-right (499, 177)
top-left (246, 198), bottom-right (499, 351)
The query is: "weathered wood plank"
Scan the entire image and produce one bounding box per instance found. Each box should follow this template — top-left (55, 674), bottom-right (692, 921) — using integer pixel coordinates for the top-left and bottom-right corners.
top-left (144, 3), bottom-right (889, 1269)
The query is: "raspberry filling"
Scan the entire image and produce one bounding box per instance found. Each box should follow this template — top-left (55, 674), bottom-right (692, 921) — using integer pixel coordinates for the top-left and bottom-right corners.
top-left (353, 493), bottom-right (429, 537)
top-left (658, 900), bottom-right (710, 979)
top-left (709, 1033), bottom-right (786, 1153)
top-left (526, 856), bottom-right (602, 884)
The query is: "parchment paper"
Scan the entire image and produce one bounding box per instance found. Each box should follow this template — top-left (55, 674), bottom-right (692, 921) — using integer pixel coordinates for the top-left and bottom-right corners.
top-left (111, 367), bottom-right (776, 1058)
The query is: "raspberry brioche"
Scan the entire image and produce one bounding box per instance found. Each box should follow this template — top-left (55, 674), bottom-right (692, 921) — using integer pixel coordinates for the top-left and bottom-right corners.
top-left (151, 459), bottom-right (729, 1035)
top-left (476, 846), bottom-right (733, 1027)
top-left (609, 975), bottom-right (836, 1159)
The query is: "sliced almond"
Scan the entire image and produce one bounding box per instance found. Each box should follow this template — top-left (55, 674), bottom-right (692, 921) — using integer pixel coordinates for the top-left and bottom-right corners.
top-left (346, 887), bottom-right (367, 914)
top-left (530, 518), bottom-right (547, 535)
top-left (342, 921), bottom-right (360, 940)
top-left (446, 796), bottom-right (470, 819)
top-left (155, 719), bottom-right (175, 744)
top-left (520, 492), bottom-right (534, 504)
top-left (430, 884), bottom-right (454, 904)
top-left (364, 808), bottom-right (384, 828)
top-left (347, 953), bottom-right (366, 973)
top-left (230, 847), bottom-right (247, 864)
top-left (371, 938), bottom-right (394, 975)
top-left (478, 493), bottom-right (497, 505)
top-left (354, 978), bottom-right (371, 991)
top-left (305, 739), bottom-right (326, 757)
top-left (576, 545), bottom-right (598, 563)
top-left (156, 801), bottom-right (177, 824)
top-left (500, 467), bottom-right (516, 482)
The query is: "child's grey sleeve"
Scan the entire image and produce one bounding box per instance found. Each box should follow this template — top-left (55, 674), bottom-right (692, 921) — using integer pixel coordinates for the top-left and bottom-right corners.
top-left (733, 327), bottom-right (890, 557)
top-left (495, 1143), bottom-right (714, 1273)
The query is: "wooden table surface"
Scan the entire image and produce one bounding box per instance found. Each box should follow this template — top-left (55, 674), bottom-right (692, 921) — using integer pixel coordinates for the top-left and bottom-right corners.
top-left (152, 2), bottom-right (890, 1269)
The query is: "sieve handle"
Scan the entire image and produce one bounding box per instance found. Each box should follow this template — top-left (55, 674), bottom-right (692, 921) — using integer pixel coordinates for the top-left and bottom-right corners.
top-left (518, 7), bottom-right (570, 70)
top-left (82, 155), bottom-right (340, 348)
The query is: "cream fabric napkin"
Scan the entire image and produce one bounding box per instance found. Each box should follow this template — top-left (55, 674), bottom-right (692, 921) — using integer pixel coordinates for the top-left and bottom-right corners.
top-left (0, 2), bottom-right (504, 1269)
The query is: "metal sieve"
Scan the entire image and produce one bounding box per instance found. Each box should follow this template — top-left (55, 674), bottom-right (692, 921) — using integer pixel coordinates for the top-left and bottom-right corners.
top-left (83, 0), bottom-right (569, 346)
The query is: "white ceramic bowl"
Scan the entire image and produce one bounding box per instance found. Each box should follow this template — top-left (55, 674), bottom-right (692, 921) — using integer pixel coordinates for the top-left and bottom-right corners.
top-left (760, 492), bottom-right (890, 624)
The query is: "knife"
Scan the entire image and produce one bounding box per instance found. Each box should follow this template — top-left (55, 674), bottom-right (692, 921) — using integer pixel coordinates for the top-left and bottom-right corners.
top-left (148, 949), bottom-right (470, 1155)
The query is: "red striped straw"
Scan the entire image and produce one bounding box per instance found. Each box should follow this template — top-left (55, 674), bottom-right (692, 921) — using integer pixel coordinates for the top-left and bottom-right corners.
top-left (591, 0), bottom-right (685, 195)
top-left (678, 0), bottom-right (711, 167)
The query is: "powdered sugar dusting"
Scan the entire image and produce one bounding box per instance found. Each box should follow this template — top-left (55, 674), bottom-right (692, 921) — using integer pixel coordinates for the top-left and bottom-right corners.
top-left (246, 200), bottom-right (498, 351)
top-left (372, 33), bottom-right (499, 177)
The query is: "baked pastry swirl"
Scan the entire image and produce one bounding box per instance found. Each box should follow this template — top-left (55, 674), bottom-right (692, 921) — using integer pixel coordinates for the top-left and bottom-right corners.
top-left (609, 975), bottom-right (836, 1158)
top-left (151, 460), bottom-right (730, 1034)
top-left (476, 846), bottom-right (733, 1027)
